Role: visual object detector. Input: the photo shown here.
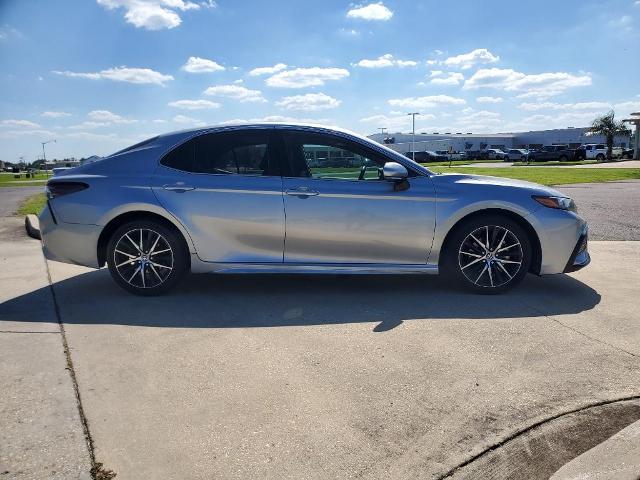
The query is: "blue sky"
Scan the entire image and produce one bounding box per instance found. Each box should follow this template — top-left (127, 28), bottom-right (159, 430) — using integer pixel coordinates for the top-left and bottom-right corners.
top-left (1, 0), bottom-right (639, 160)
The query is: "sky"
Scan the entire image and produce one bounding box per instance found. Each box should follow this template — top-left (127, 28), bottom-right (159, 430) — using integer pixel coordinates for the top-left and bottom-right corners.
top-left (1, 0), bottom-right (639, 161)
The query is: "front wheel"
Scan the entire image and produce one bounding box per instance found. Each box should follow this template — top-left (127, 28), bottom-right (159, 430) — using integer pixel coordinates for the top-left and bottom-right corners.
top-left (106, 220), bottom-right (189, 295)
top-left (441, 215), bottom-right (532, 294)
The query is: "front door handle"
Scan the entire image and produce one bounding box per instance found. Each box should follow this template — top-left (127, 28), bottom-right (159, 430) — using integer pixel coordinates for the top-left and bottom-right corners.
top-left (163, 183), bottom-right (195, 193)
top-left (285, 186), bottom-right (319, 197)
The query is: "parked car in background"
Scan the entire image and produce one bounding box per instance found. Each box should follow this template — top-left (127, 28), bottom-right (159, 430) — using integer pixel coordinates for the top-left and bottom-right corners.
top-left (528, 145), bottom-right (576, 162)
top-left (621, 148), bottom-right (635, 159)
top-left (504, 149), bottom-right (530, 162)
top-left (404, 151), bottom-right (448, 162)
top-left (485, 149), bottom-right (509, 160)
top-left (39, 123), bottom-right (589, 295)
top-left (576, 144), bottom-right (623, 161)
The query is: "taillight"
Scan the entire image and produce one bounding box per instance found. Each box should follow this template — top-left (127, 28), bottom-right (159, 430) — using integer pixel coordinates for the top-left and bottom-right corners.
top-left (45, 181), bottom-right (89, 199)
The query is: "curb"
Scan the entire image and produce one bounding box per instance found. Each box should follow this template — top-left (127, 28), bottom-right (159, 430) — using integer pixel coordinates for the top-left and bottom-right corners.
top-left (25, 214), bottom-right (41, 240)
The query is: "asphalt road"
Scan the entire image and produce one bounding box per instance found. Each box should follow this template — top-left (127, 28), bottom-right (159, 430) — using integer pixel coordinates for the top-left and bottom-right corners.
top-left (556, 180), bottom-right (640, 240)
top-left (0, 186), bottom-right (43, 217)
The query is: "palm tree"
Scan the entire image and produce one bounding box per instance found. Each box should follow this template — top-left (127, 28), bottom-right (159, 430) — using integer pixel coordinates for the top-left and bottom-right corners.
top-left (588, 111), bottom-right (631, 160)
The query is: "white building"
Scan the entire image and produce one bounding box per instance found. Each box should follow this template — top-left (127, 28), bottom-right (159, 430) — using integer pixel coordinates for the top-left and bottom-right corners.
top-left (368, 127), bottom-right (631, 154)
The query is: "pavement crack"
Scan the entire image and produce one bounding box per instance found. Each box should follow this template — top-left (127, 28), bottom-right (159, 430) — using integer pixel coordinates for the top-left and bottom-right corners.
top-left (41, 252), bottom-right (116, 479)
top-left (436, 395), bottom-right (640, 480)
top-left (518, 299), bottom-right (639, 358)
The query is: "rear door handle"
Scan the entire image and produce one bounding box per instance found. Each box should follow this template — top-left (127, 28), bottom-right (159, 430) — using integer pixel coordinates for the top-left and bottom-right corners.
top-left (285, 186), bottom-right (319, 197)
top-left (163, 183), bottom-right (195, 192)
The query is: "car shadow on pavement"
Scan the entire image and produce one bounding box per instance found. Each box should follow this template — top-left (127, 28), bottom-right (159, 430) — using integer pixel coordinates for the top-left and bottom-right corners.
top-left (0, 267), bottom-right (601, 331)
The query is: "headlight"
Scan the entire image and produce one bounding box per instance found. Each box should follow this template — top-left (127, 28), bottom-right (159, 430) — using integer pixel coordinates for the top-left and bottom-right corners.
top-left (532, 195), bottom-right (577, 213)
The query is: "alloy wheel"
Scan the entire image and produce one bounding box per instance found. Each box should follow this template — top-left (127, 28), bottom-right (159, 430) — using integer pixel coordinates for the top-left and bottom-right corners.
top-left (113, 228), bottom-right (174, 289)
top-left (458, 225), bottom-right (523, 288)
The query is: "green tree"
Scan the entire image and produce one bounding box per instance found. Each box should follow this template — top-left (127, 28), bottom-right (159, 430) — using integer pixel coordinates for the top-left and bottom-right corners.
top-left (588, 111), bottom-right (631, 160)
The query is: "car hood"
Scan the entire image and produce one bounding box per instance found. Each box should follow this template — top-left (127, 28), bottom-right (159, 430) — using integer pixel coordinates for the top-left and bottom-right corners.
top-left (432, 172), bottom-right (566, 197)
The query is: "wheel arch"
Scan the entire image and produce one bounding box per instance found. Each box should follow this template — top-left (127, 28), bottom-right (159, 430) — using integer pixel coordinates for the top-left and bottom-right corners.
top-left (438, 208), bottom-right (542, 275)
top-left (97, 210), bottom-right (192, 268)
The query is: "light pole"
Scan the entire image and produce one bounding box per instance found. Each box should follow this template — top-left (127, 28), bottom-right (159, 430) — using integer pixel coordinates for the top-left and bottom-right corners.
top-left (407, 112), bottom-right (420, 161)
top-left (41, 139), bottom-right (56, 178)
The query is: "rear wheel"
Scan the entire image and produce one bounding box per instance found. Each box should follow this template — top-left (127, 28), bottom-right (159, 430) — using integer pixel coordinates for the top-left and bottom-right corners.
top-left (559, 155), bottom-right (568, 162)
top-left (596, 153), bottom-right (605, 161)
top-left (106, 220), bottom-right (189, 295)
top-left (442, 215), bottom-right (532, 294)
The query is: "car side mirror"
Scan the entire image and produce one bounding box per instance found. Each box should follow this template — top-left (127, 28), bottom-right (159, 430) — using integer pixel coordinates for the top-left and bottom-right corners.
top-left (383, 162), bottom-right (408, 182)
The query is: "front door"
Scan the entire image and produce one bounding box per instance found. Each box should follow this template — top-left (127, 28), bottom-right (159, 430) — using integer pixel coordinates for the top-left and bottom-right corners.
top-left (152, 128), bottom-right (285, 263)
top-left (280, 129), bottom-right (436, 265)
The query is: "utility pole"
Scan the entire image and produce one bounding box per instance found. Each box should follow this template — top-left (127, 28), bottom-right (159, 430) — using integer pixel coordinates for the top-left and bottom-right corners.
top-left (41, 139), bottom-right (56, 178)
top-left (407, 112), bottom-right (420, 161)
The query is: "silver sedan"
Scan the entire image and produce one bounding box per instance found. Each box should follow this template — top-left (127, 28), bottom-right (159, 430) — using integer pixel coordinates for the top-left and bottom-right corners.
top-left (39, 123), bottom-right (589, 295)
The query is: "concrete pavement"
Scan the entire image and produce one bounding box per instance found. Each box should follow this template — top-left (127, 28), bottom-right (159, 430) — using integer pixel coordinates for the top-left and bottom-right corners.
top-left (0, 241), bottom-right (636, 479)
top-left (0, 221), bottom-right (91, 479)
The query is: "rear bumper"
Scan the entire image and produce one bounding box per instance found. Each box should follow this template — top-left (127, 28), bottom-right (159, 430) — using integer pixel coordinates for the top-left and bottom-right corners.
top-left (39, 202), bottom-right (101, 268)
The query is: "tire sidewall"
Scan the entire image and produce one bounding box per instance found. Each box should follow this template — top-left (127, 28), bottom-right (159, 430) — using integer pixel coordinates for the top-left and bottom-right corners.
top-left (106, 220), bottom-right (189, 296)
top-left (442, 214), bottom-right (532, 294)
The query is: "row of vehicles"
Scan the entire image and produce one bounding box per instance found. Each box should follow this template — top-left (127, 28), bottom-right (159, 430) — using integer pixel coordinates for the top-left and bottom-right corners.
top-left (404, 144), bottom-right (634, 163)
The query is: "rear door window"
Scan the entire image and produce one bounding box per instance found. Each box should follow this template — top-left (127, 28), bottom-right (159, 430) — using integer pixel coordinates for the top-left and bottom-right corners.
top-left (161, 129), bottom-right (279, 176)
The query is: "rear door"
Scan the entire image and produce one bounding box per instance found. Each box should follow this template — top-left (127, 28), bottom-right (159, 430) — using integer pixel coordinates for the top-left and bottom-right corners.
top-left (151, 128), bottom-right (285, 263)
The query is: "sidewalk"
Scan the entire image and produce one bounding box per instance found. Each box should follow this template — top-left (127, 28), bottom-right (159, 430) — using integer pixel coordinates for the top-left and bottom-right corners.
top-left (0, 218), bottom-right (91, 479)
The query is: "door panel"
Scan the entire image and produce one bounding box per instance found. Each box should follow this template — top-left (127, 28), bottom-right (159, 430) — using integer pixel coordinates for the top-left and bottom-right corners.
top-left (279, 129), bottom-right (436, 264)
top-left (151, 129), bottom-right (285, 263)
top-left (282, 176), bottom-right (436, 264)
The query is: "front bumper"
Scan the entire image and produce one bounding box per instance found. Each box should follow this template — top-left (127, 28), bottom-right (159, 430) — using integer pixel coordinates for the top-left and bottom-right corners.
top-left (564, 230), bottom-right (590, 273)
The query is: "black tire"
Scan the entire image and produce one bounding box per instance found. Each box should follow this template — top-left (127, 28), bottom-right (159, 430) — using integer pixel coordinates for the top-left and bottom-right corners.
top-left (596, 153), bottom-right (605, 161)
top-left (559, 155), bottom-right (568, 162)
top-left (441, 214), bottom-right (532, 294)
top-left (106, 220), bottom-right (189, 296)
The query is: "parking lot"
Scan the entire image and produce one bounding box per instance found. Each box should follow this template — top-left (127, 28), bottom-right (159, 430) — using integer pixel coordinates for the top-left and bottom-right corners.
top-left (1, 183), bottom-right (640, 479)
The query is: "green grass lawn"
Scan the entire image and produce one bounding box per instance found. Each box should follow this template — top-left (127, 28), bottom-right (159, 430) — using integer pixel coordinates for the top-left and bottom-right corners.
top-left (430, 166), bottom-right (640, 186)
top-left (0, 172), bottom-right (50, 187)
top-left (17, 193), bottom-right (47, 216)
top-left (420, 159), bottom-right (503, 167)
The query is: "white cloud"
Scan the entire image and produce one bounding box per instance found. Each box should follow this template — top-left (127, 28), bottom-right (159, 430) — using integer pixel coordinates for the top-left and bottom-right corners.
top-left (153, 119), bottom-right (167, 123)
top-left (387, 95), bottom-right (466, 109)
top-left (608, 15), bottom-right (633, 31)
top-left (1, 119), bottom-right (41, 128)
top-left (218, 115), bottom-right (329, 126)
top-left (66, 131), bottom-right (119, 141)
top-left (275, 93), bottom-right (341, 111)
top-left (249, 63), bottom-right (287, 76)
top-left (41, 111), bottom-right (72, 118)
top-left (464, 68), bottom-right (591, 98)
top-left (96, 0), bottom-right (205, 30)
top-left (429, 71), bottom-right (464, 86)
top-left (443, 49), bottom-right (499, 70)
top-left (354, 54), bottom-right (417, 68)
top-left (172, 114), bottom-right (206, 126)
top-left (168, 99), bottom-right (221, 110)
top-left (265, 67), bottom-right (350, 88)
top-left (203, 84), bottom-right (266, 102)
top-left (518, 101), bottom-right (612, 111)
top-left (53, 66), bottom-right (173, 85)
top-left (87, 110), bottom-right (136, 124)
top-left (181, 56), bottom-right (225, 73)
top-left (346, 2), bottom-right (393, 21)
top-left (359, 113), bottom-right (436, 130)
top-left (476, 96), bottom-right (503, 103)
top-left (457, 110), bottom-right (501, 125)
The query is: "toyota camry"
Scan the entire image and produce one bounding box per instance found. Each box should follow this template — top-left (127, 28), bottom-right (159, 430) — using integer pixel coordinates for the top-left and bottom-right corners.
top-left (39, 123), bottom-right (590, 295)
